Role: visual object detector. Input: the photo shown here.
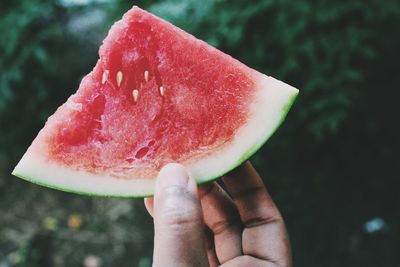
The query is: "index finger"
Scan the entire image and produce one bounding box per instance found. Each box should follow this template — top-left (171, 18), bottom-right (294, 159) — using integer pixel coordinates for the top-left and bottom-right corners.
top-left (222, 161), bottom-right (291, 266)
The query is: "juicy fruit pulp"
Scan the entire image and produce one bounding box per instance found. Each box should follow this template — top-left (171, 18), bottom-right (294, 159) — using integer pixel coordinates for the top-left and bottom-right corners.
top-left (51, 8), bottom-right (253, 179)
top-left (12, 6), bottom-right (298, 197)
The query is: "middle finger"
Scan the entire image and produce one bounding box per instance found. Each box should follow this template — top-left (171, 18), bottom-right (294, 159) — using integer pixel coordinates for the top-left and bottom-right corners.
top-left (199, 182), bottom-right (243, 264)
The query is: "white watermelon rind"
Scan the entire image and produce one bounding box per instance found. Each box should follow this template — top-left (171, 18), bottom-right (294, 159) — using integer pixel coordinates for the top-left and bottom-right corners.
top-left (12, 75), bottom-right (298, 198)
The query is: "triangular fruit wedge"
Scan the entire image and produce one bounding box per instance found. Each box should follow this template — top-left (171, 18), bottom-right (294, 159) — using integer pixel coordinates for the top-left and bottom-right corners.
top-left (13, 6), bottom-right (298, 197)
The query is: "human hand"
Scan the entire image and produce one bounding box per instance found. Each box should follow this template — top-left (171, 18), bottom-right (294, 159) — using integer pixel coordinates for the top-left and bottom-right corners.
top-left (144, 162), bottom-right (291, 267)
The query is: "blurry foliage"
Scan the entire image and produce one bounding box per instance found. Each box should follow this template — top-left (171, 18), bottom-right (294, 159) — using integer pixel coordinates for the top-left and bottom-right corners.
top-left (1, 0), bottom-right (400, 266)
top-left (151, 0), bottom-right (400, 141)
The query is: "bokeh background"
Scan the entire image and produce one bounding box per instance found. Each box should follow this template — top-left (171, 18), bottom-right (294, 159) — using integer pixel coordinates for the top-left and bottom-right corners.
top-left (1, 0), bottom-right (399, 266)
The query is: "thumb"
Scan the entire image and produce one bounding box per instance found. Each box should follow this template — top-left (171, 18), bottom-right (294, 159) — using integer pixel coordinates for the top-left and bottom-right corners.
top-left (152, 163), bottom-right (209, 267)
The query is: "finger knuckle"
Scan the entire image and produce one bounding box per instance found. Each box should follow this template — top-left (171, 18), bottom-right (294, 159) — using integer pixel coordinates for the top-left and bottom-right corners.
top-left (161, 207), bottom-right (199, 228)
top-left (211, 219), bottom-right (241, 235)
top-left (158, 186), bottom-right (202, 229)
top-left (244, 214), bottom-right (282, 228)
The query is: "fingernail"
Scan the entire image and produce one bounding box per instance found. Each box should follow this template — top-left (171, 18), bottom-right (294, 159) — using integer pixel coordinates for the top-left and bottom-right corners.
top-left (157, 163), bottom-right (189, 189)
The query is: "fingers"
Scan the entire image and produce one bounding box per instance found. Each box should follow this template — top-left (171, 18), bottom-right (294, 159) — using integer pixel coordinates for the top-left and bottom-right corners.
top-left (149, 161), bottom-right (291, 266)
top-left (222, 162), bottom-right (281, 224)
top-left (222, 162), bottom-right (291, 266)
top-left (199, 182), bottom-right (243, 264)
top-left (148, 180), bottom-right (243, 265)
top-left (152, 163), bottom-right (209, 267)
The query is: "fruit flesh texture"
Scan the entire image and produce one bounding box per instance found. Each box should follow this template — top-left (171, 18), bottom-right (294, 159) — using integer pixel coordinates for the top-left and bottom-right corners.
top-left (46, 7), bottom-right (256, 179)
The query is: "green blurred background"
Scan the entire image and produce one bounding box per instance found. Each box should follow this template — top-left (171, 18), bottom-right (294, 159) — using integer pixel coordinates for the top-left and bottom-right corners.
top-left (1, 0), bottom-right (399, 266)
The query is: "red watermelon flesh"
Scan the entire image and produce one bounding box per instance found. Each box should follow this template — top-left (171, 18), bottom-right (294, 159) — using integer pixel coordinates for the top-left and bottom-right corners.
top-left (12, 6), bottom-right (298, 197)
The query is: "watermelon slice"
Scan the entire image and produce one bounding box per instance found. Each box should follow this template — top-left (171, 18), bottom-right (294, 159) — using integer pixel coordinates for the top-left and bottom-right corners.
top-left (12, 6), bottom-right (298, 197)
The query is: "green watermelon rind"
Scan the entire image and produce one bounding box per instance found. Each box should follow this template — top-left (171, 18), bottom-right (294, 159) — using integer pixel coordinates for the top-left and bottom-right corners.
top-left (12, 90), bottom-right (298, 198)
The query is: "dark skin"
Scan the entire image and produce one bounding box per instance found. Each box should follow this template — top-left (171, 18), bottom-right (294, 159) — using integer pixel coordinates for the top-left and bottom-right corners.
top-left (144, 162), bottom-right (291, 267)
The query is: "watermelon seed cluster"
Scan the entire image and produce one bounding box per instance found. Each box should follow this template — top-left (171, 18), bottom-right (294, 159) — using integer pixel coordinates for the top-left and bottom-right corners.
top-left (101, 70), bottom-right (166, 103)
